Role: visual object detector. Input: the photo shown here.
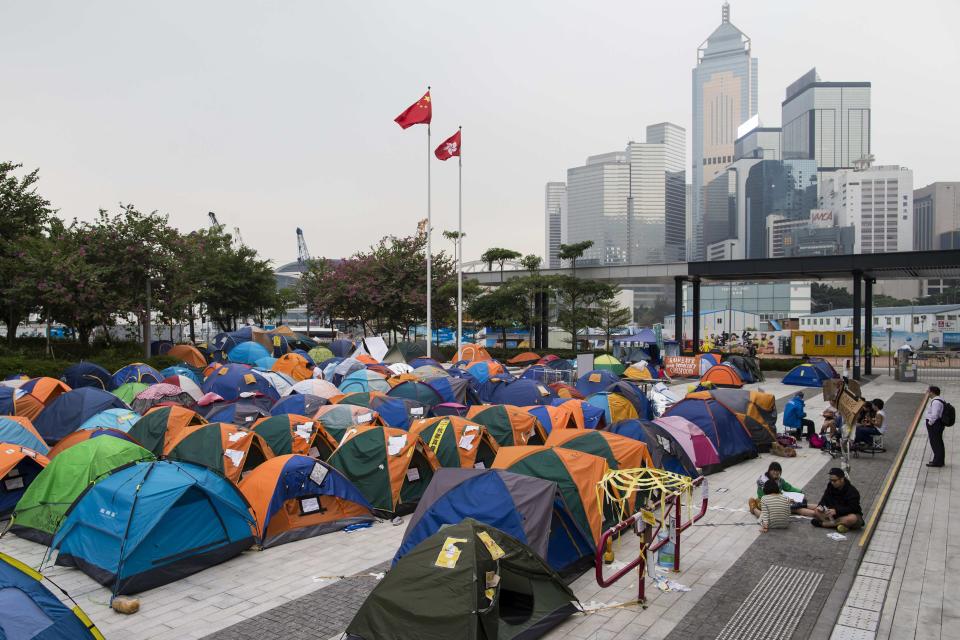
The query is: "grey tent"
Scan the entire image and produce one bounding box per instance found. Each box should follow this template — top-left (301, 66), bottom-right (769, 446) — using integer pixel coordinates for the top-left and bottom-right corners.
top-left (382, 341), bottom-right (428, 364)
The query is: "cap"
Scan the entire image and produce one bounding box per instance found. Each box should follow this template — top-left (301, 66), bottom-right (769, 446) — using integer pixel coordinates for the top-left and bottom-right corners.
top-left (828, 468), bottom-right (845, 478)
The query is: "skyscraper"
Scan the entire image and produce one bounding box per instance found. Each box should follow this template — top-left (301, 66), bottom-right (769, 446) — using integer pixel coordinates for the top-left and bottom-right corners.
top-left (566, 152), bottom-right (630, 266)
top-left (822, 165), bottom-right (913, 254)
top-left (781, 68), bottom-right (871, 187)
top-left (544, 182), bottom-right (567, 268)
top-left (691, 2), bottom-right (758, 261)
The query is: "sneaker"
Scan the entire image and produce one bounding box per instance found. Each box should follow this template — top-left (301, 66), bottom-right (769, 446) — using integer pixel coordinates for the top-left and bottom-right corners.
top-left (836, 524), bottom-right (848, 534)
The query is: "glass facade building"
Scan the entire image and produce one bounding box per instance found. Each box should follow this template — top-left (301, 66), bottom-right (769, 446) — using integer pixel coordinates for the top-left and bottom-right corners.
top-left (566, 152), bottom-right (630, 265)
top-left (682, 281), bottom-right (812, 320)
top-left (691, 2), bottom-right (758, 261)
top-left (544, 182), bottom-right (567, 268)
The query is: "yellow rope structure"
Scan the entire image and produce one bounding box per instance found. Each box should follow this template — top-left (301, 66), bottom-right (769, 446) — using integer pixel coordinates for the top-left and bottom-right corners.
top-left (597, 467), bottom-right (696, 529)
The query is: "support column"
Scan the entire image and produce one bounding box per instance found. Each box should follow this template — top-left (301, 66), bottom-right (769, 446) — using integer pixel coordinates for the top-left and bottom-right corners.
top-left (540, 291), bottom-right (549, 350)
top-left (674, 277), bottom-right (685, 354)
top-left (852, 271), bottom-right (862, 380)
top-left (533, 291), bottom-right (542, 350)
top-left (692, 279), bottom-right (701, 355)
top-left (865, 277), bottom-right (873, 376)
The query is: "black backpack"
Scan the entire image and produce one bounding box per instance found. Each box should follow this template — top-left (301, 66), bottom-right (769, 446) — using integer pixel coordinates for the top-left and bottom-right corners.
top-left (939, 398), bottom-right (956, 427)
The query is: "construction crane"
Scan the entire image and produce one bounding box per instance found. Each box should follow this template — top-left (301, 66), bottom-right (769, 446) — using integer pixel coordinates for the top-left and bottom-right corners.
top-left (296, 227), bottom-right (311, 264)
top-left (233, 227), bottom-right (245, 247)
top-left (208, 211), bottom-right (220, 228)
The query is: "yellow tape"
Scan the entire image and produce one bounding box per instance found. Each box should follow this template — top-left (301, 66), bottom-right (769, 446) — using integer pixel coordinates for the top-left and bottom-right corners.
top-left (427, 419), bottom-right (450, 453)
top-left (596, 467), bottom-right (695, 526)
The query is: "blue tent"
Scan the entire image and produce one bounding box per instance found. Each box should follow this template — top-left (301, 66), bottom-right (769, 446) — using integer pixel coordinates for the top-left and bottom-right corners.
top-left (61, 362), bottom-right (115, 391)
top-left (204, 397), bottom-right (272, 426)
top-left (228, 341), bottom-right (271, 365)
top-left (393, 468), bottom-right (594, 576)
top-left (387, 381), bottom-right (444, 408)
top-left (664, 397), bottom-right (756, 468)
top-left (33, 388), bottom-right (130, 444)
top-left (328, 339), bottom-right (354, 358)
top-left (606, 381), bottom-right (653, 420)
top-left (201, 364), bottom-right (281, 402)
top-left (782, 363), bottom-right (830, 387)
top-left (270, 393), bottom-right (328, 417)
top-left (520, 365), bottom-right (550, 382)
top-left (574, 370), bottom-right (619, 396)
top-left (0, 552), bottom-right (104, 639)
top-left (369, 397), bottom-right (428, 429)
top-left (160, 365), bottom-right (202, 385)
top-left (409, 357), bottom-right (443, 369)
top-left (808, 357), bottom-right (840, 379)
top-left (0, 417), bottom-right (49, 454)
top-left (424, 377), bottom-right (474, 406)
top-left (550, 398), bottom-right (606, 429)
top-left (112, 363), bottom-right (163, 387)
top-left (477, 378), bottom-right (552, 406)
top-left (293, 349), bottom-right (316, 366)
top-left (53, 460), bottom-right (255, 595)
top-left (78, 408), bottom-right (141, 432)
top-left (608, 419), bottom-right (698, 477)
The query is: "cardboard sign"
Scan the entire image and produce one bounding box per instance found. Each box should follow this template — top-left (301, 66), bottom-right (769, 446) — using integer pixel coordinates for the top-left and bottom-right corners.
top-left (664, 356), bottom-right (699, 378)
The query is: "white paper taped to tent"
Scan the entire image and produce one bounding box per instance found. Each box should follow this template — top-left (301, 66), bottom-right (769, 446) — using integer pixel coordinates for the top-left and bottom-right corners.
top-left (295, 422), bottom-right (314, 440)
top-left (387, 435), bottom-right (408, 456)
top-left (224, 448), bottom-right (245, 467)
top-left (227, 431), bottom-right (248, 443)
top-left (310, 462), bottom-right (328, 486)
top-left (353, 336), bottom-right (389, 362)
top-left (458, 434), bottom-right (476, 450)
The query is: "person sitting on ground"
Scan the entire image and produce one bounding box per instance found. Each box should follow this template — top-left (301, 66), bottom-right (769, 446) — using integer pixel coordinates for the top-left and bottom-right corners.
top-left (783, 391), bottom-right (815, 442)
top-left (796, 468), bottom-right (863, 533)
top-left (749, 461), bottom-right (804, 516)
top-left (757, 479), bottom-right (793, 532)
top-left (854, 398), bottom-right (886, 446)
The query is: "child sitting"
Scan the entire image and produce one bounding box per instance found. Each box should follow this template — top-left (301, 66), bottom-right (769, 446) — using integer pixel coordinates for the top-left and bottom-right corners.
top-left (758, 479), bottom-right (793, 532)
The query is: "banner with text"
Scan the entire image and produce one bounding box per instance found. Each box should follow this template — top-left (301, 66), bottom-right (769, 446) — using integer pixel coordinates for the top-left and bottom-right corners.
top-left (664, 356), bottom-right (699, 378)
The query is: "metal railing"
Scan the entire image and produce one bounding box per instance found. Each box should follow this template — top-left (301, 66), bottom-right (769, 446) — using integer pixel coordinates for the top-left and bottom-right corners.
top-left (910, 353), bottom-right (960, 381)
top-left (594, 476), bottom-right (708, 603)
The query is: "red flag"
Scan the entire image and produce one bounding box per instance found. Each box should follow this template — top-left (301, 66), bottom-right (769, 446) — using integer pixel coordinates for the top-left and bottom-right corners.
top-left (394, 91), bottom-right (432, 129)
top-left (434, 130), bottom-right (461, 161)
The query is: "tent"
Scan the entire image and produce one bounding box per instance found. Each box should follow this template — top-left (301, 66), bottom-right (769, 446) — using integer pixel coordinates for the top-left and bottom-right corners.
top-left (77, 408), bottom-right (141, 433)
top-left (783, 363), bottom-right (831, 387)
top-left (52, 460), bottom-right (255, 595)
top-left (550, 399), bottom-right (606, 430)
top-left (382, 340), bottom-right (428, 364)
top-left (162, 374), bottom-right (203, 401)
top-left (586, 392), bottom-right (641, 425)
top-left (523, 404), bottom-right (577, 434)
top-left (353, 337), bottom-right (389, 362)
top-left (548, 382), bottom-right (584, 400)
top-left (255, 356), bottom-right (278, 370)
top-left (624, 362), bottom-right (660, 381)
top-left (112, 363), bottom-right (163, 387)
top-left (327, 339), bottom-right (354, 358)
top-left (410, 358), bottom-right (445, 370)
top-left (32, 388), bottom-right (130, 444)
top-left (347, 518), bottom-right (578, 640)
top-left (507, 351), bottom-right (541, 365)
top-left (725, 355), bottom-right (763, 383)
top-left (409, 417), bottom-right (499, 469)
top-left (228, 341), bottom-right (272, 365)
top-left (0, 387), bottom-right (45, 422)
top-left (131, 383), bottom-right (196, 414)
top-left (327, 358), bottom-right (368, 385)
top-left (545, 430), bottom-right (653, 471)
top-left (334, 391), bottom-right (387, 409)
top-left (425, 377), bottom-right (474, 406)
top-left (699, 364), bottom-right (744, 388)
top-left (663, 396), bottom-right (757, 469)
top-left (201, 364), bottom-right (281, 402)
top-left (314, 405), bottom-right (381, 442)
top-left (605, 382), bottom-right (653, 419)
top-left (574, 370), bottom-right (619, 396)
top-left (593, 354), bottom-right (625, 376)
top-left (308, 345), bottom-right (335, 363)
top-left (464, 361), bottom-right (506, 384)
top-left (393, 469), bottom-right (594, 576)
top-left (478, 378), bottom-right (553, 407)
top-left (161, 367), bottom-right (204, 389)
top-left (808, 357), bottom-right (840, 379)
top-left (0, 551), bottom-right (105, 639)
top-left (165, 423), bottom-right (273, 483)
top-left (387, 380), bottom-right (445, 408)
top-left (204, 396), bottom-right (273, 426)
top-left (61, 362), bottom-right (115, 391)
top-left (1, 445), bottom-right (49, 516)
top-left (240, 455), bottom-right (374, 548)
top-left (466, 405), bottom-right (547, 447)
top-left (272, 353), bottom-right (313, 381)
top-left (10, 437), bottom-right (155, 544)
top-left (328, 424), bottom-right (440, 516)
top-left (699, 389), bottom-right (778, 451)
top-left (270, 393), bottom-right (328, 418)
top-left (19, 377), bottom-right (71, 406)
top-left (167, 344), bottom-right (208, 368)
top-left (127, 406), bottom-right (208, 456)
top-left (698, 353), bottom-right (720, 376)
top-left (112, 382), bottom-right (149, 405)
top-left (46, 427), bottom-right (139, 459)
top-left (453, 343), bottom-right (493, 363)
top-left (652, 416), bottom-right (721, 471)
top-left (492, 446), bottom-right (608, 551)
top-left (287, 378), bottom-right (341, 399)
top-left (537, 355), bottom-right (573, 371)
top-left (252, 414), bottom-right (338, 459)
top-left (253, 369), bottom-right (295, 397)
top-left (607, 420), bottom-right (701, 477)
top-left (368, 396), bottom-right (429, 429)
top-left (0, 416), bottom-right (49, 454)
top-left (339, 369), bottom-right (391, 394)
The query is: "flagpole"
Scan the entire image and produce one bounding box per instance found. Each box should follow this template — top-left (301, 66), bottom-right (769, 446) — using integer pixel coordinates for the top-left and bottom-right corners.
top-left (457, 125), bottom-right (463, 359)
top-left (426, 93), bottom-right (432, 358)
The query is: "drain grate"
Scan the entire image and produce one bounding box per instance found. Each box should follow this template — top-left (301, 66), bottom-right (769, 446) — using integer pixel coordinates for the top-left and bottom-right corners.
top-left (715, 565), bottom-right (823, 640)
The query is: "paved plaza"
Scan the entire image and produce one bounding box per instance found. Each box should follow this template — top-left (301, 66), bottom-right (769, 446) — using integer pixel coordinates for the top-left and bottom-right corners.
top-left (0, 374), bottom-right (953, 640)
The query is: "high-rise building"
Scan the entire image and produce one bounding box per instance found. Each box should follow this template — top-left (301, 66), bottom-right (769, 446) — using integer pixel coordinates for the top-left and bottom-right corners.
top-left (914, 182), bottom-right (960, 250)
top-left (691, 2), bottom-right (758, 261)
top-left (734, 122), bottom-right (781, 161)
top-left (781, 68), bottom-right (871, 187)
top-left (565, 123), bottom-right (685, 266)
top-left (822, 165), bottom-right (913, 254)
top-left (544, 182), bottom-right (567, 268)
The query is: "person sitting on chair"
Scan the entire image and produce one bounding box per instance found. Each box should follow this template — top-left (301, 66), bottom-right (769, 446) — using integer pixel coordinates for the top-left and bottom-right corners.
top-left (783, 392), bottom-right (815, 442)
top-left (749, 461), bottom-right (805, 516)
top-left (796, 468), bottom-right (864, 533)
top-left (854, 398), bottom-right (886, 447)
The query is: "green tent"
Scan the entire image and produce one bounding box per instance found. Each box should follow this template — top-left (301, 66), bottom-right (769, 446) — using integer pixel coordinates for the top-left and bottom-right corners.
top-left (308, 346), bottom-right (335, 363)
top-left (593, 354), bottom-right (625, 376)
top-left (10, 437), bottom-right (155, 544)
top-left (113, 382), bottom-right (150, 405)
top-left (346, 518), bottom-right (578, 640)
top-left (381, 341), bottom-right (427, 364)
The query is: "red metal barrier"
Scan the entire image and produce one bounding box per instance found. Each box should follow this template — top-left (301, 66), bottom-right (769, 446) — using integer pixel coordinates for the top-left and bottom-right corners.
top-left (595, 476), bottom-right (708, 603)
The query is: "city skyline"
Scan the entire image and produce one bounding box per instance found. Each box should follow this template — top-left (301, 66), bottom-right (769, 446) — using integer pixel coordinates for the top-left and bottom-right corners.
top-left (2, 1), bottom-right (958, 266)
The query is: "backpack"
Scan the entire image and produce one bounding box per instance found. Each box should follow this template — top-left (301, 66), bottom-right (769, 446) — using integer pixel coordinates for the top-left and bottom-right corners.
top-left (939, 398), bottom-right (956, 427)
top-left (809, 434), bottom-right (825, 449)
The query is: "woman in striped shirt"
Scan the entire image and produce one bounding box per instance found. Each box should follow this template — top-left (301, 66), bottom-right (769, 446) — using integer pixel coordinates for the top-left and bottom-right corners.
top-left (759, 479), bottom-right (793, 532)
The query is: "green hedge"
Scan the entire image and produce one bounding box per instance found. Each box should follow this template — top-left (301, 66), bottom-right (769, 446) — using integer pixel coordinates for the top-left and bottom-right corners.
top-left (758, 358), bottom-right (804, 371)
top-left (0, 339), bottom-right (182, 379)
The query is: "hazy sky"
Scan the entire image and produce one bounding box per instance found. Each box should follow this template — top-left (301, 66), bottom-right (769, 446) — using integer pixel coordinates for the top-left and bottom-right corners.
top-left (3, 1), bottom-right (958, 267)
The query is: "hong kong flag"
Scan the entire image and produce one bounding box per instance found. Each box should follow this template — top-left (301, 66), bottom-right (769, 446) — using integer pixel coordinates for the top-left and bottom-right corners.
top-left (434, 130), bottom-right (461, 160)
top-left (394, 90), bottom-right (432, 129)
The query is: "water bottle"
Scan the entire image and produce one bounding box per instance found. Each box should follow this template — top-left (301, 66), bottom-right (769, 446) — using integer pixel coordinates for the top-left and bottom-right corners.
top-left (657, 523), bottom-right (675, 569)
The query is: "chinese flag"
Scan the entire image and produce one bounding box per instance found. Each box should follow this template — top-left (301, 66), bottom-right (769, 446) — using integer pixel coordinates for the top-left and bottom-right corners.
top-left (434, 130), bottom-right (461, 161)
top-left (394, 91), bottom-right (432, 129)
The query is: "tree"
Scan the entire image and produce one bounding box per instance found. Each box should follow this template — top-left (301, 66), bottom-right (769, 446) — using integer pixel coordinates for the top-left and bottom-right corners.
top-left (595, 296), bottom-right (633, 352)
top-left (558, 240), bottom-right (594, 274)
top-left (0, 162), bottom-right (55, 345)
top-left (480, 247), bottom-right (522, 282)
top-left (468, 283), bottom-right (527, 348)
top-left (553, 276), bottom-right (616, 352)
top-left (267, 287), bottom-right (302, 326)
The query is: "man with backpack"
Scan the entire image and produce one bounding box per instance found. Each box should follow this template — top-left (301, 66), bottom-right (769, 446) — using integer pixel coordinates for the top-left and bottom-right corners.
top-left (925, 386), bottom-right (954, 468)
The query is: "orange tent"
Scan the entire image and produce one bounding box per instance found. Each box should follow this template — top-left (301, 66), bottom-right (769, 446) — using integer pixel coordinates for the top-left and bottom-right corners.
top-left (164, 422), bottom-right (273, 484)
top-left (700, 364), bottom-right (744, 388)
top-left (168, 344), bottom-right (207, 368)
top-left (408, 417), bottom-right (499, 469)
top-left (239, 455), bottom-right (375, 548)
top-left (507, 351), bottom-right (541, 365)
top-left (251, 414), bottom-right (339, 459)
top-left (545, 429), bottom-right (653, 470)
top-left (548, 382), bottom-right (584, 400)
top-left (20, 378), bottom-right (71, 406)
top-left (453, 344), bottom-right (492, 363)
top-left (272, 353), bottom-right (313, 381)
top-left (0, 444), bottom-right (49, 516)
top-left (126, 406), bottom-right (208, 456)
top-left (0, 417), bottom-right (48, 454)
top-left (354, 354), bottom-right (379, 365)
top-left (466, 405), bottom-right (547, 446)
top-left (522, 404), bottom-right (579, 432)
